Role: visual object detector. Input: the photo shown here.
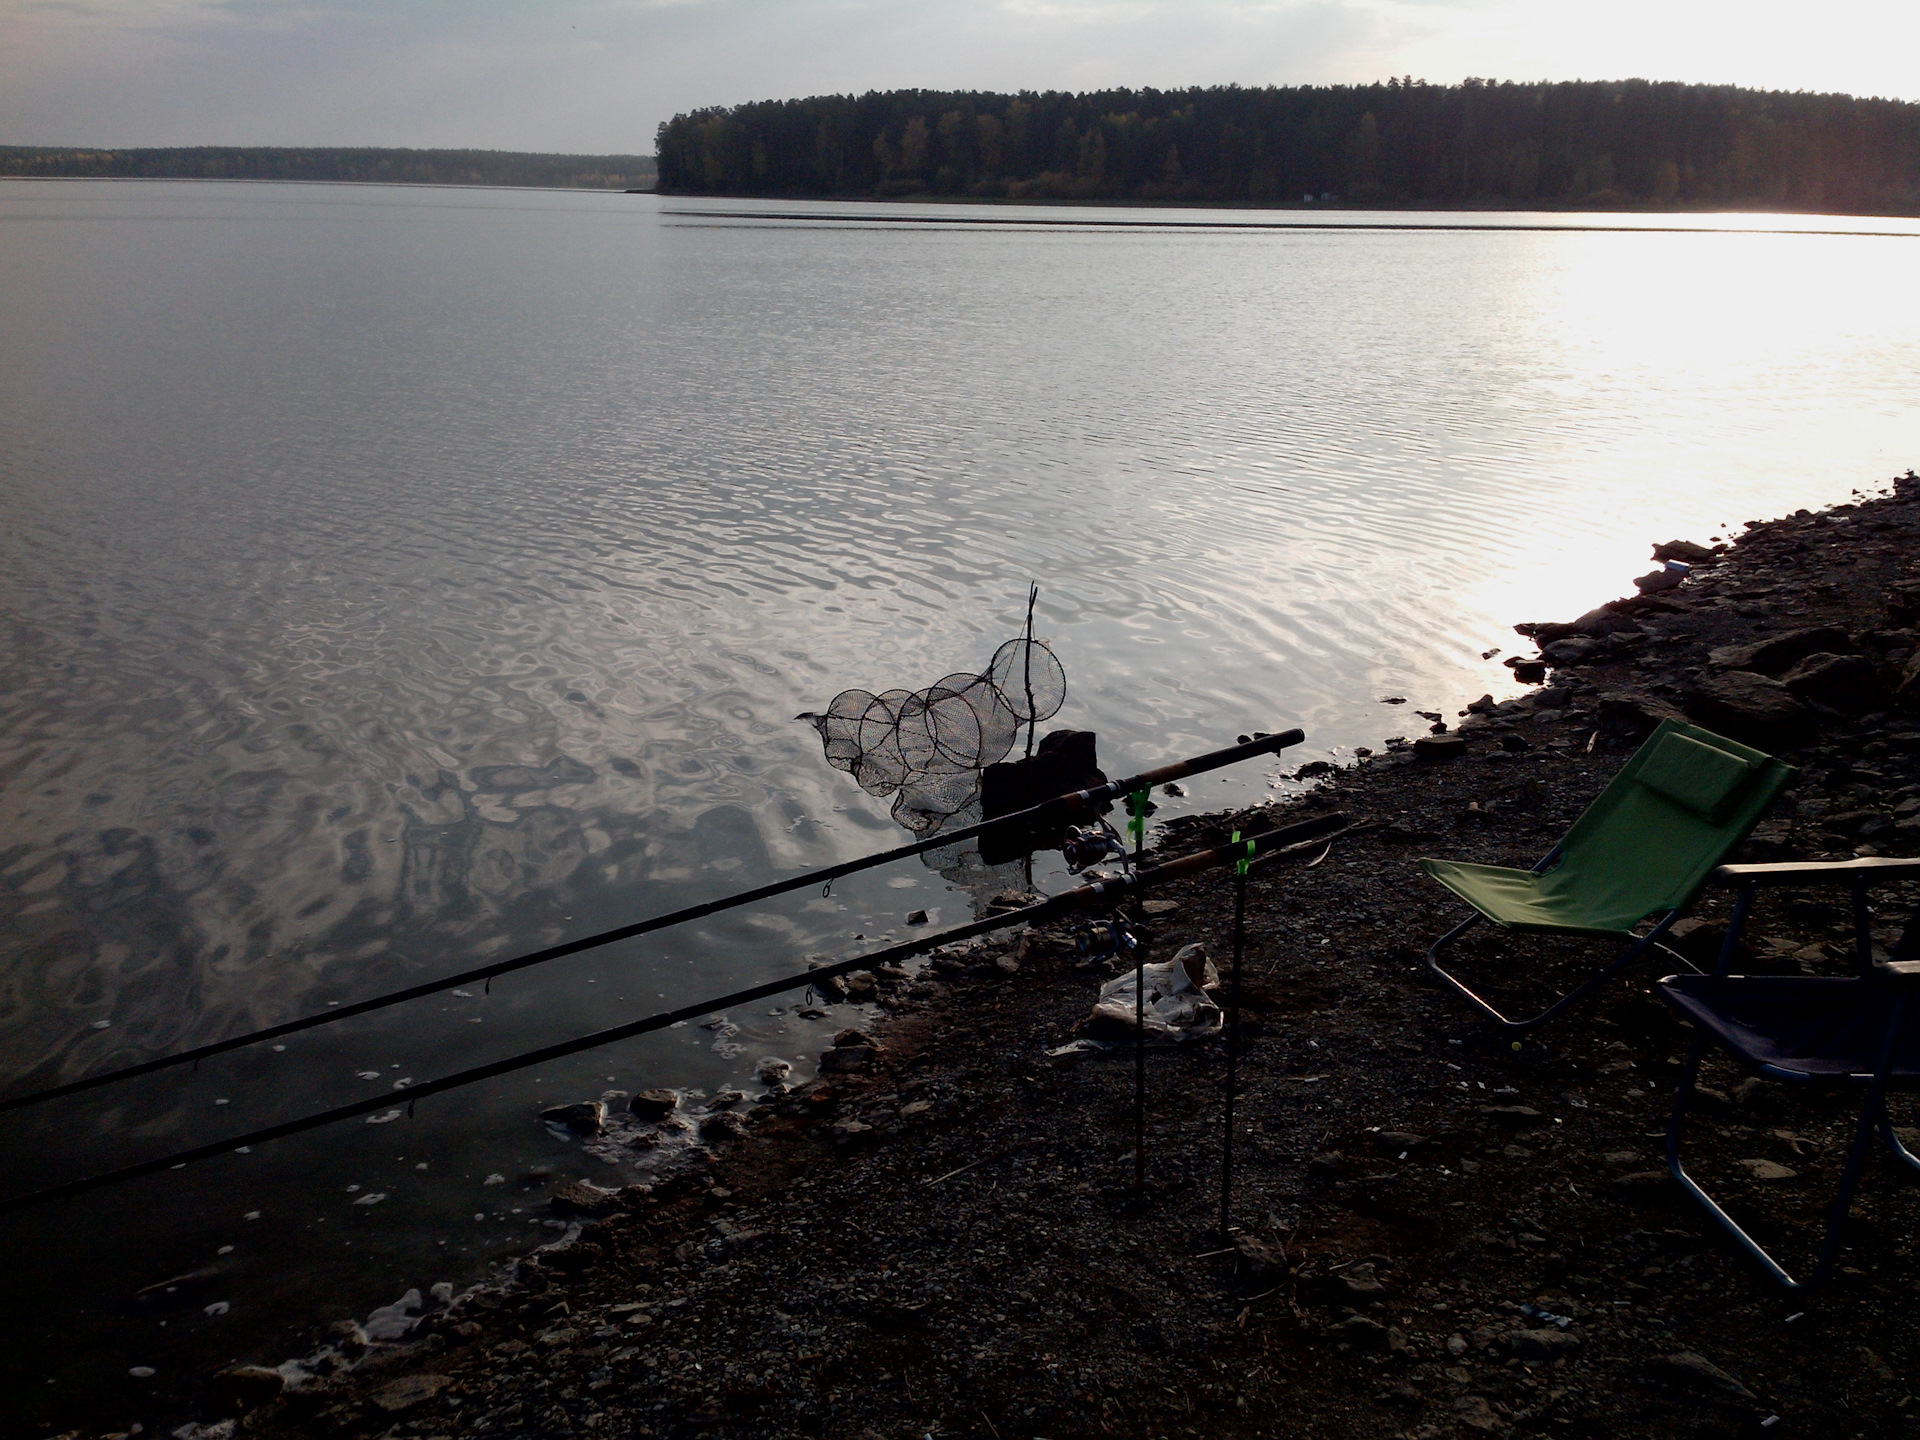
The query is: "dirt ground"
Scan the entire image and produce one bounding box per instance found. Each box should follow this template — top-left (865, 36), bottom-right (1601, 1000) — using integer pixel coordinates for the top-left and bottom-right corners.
top-left (56, 472), bottom-right (1920, 1440)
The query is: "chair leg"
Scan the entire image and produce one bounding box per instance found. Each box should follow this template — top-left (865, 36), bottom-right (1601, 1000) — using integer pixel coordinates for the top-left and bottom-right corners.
top-left (1665, 1033), bottom-right (1804, 1289)
top-left (1803, 1064), bottom-right (1898, 1288)
top-left (1876, 1104), bottom-right (1920, 1175)
top-left (1427, 911), bottom-right (1681, 1032)
top-left (1670, 1002), bottom-right (1908, 1290)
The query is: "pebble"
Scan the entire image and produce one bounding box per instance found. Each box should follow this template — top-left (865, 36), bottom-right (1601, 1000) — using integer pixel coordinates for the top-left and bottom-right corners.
top-left (1508, 1327), bottom-right (1582, 1359)
top-left (1645, 1351), bottom-right (1757, 1403)
top-left (1338, 1264), bottom-right (1388, 1298)
top-left (549, 1181), bottom-right (622, 1215)
top-left (1231, 1233), bottom-right (1288, 1281)
top-left (369, 1374), bottom-right (451, 1412)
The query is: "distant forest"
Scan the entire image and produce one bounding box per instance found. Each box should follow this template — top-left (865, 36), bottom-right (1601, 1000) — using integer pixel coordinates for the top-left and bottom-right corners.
top-left (0, 147), bottom-right (656, 190)
top-left (656, 80), bottom-right (1920, 213)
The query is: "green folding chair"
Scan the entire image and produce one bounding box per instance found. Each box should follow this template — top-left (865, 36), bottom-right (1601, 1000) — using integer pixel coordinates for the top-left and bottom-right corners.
top-left (1420, 720), bottom-right (1795, 1030)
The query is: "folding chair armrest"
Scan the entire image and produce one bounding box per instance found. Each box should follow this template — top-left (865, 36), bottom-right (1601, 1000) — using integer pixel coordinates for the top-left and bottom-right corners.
top-left (1873, 958), bottom-right (1920, 986)
top-left (1713, 858), bottom-right (1920, 888)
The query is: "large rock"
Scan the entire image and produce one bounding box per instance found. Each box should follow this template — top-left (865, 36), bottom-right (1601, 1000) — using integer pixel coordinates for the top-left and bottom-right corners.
top-left (1653, 539), bottom-right (1717, 564)
top-left (1540, 636), bottom-right (1598, 667)
top-left (700, 1110), bottom-right (750, 1142)
top-left (1524, 605), bottom-right (1642, 645)
top-left (1888, 580), bottom-right (1920, 625)
top-left (1684, 672), bottom-right (1818, 750)
top-left (628, 1088), bottom-right (679, 1119)
top-left (210, 1365), bottom-right (285, 1412)
top-left (1709, 625), bottom-right (1851, 676)
top-left (1596, 692), bottom-right (1686, 740)
top-left (818, 1045), bottom-right (876, 1074)
top-left (1781, 653), bottom-right (1882, 714)
top-left (978, 728), bottom-right (1108, 865)
top-left (1898, 651), bottom-right (1920, 711)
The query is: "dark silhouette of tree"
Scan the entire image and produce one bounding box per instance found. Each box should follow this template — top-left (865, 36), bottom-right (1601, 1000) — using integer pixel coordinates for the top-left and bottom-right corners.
top-left (655, 81), bottom-right (1920, 214)
top-left (0, 147), bottom-right (656, 190)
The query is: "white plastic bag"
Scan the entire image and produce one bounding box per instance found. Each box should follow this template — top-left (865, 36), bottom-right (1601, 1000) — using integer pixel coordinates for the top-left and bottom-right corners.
top-left (1089, 944), bottom-right (1222, 1046)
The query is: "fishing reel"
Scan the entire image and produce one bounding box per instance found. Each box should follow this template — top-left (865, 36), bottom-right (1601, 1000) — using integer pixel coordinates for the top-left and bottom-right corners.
top-left (1061, 822), bottom-right (1127, 875)
top-left (1075, 915), bottom-right (1139, 961)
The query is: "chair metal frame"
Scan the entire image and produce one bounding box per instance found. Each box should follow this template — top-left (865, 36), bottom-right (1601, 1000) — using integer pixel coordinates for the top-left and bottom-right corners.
top-left (1665, 857), bottom-right (1920, 1291)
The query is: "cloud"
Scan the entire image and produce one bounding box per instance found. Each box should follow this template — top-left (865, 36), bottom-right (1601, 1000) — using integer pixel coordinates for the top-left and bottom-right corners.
top-left (0, 0), bottom-right (1914, 152)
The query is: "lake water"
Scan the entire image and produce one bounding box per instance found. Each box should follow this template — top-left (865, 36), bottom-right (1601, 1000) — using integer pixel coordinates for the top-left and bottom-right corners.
top-left (2, 181), bottom-right (1918, 1423)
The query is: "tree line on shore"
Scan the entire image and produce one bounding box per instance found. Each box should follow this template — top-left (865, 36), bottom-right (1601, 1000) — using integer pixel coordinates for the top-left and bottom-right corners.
top-left (0, 147), bottom-right (656, 190)
top-left (655, 79), bottom-right (1920, 212)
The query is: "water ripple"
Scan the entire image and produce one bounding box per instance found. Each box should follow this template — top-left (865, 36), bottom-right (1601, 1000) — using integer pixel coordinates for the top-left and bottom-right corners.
top-left (1, 181), bottom-right (1916, 1379)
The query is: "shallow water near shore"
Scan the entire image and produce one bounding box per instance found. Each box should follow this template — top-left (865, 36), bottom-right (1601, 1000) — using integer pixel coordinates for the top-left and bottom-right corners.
top-left (1, 181), bottom-right (1918, 1422)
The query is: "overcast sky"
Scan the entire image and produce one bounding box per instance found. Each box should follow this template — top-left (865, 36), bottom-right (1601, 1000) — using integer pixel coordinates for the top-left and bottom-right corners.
top-left (5, 0), bottom-right (1916, 154)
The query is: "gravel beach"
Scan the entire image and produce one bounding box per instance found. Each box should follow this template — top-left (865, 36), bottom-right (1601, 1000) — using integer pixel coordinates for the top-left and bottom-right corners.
top-left (61, 471), bottom-right (1920, 1440)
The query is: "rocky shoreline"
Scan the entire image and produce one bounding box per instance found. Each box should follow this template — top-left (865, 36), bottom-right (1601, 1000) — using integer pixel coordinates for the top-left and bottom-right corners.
top-left (57, 472), bottom-right (1920, 1440)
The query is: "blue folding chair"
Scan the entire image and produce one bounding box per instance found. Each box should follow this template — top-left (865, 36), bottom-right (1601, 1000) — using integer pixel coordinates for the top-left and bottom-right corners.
top-left (1660, 856), bottom-right (1920, 1290)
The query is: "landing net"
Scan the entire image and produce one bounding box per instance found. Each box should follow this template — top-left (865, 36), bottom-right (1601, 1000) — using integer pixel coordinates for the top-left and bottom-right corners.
top-left (800, 636), bottom-right (1067, 836)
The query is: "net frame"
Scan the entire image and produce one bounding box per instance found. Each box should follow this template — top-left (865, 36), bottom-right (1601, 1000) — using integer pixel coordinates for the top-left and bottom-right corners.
top-left (798, 632), bottom-right (1065, 836)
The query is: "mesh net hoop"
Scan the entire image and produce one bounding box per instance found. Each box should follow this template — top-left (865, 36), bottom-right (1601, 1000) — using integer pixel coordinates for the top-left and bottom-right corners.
top-left (797, 629), bottom-right (1065, 836)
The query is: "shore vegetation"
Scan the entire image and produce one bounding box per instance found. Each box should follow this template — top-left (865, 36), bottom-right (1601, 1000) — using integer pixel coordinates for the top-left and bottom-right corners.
top-left (656, 79), bottom-right (1920, 213)
top-left (0, 146), bottom-right (656, 190)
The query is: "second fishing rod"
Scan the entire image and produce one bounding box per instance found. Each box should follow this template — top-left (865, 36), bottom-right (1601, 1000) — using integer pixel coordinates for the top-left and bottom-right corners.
top-left (0, 806), bottom-right (1350, 1215)
top-left (0, 728), bottom-right (1305, 1115)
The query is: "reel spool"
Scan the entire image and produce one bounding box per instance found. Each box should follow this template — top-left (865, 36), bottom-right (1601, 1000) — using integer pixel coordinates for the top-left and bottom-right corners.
top-left (1075, 915), bottom-right (1138, 961)
top-left (1061, 822), bottom-right (1127, 874)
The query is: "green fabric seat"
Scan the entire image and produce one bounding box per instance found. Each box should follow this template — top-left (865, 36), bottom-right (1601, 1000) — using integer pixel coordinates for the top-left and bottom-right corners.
top-left (1419, 719), bottom-right (1795, 1028)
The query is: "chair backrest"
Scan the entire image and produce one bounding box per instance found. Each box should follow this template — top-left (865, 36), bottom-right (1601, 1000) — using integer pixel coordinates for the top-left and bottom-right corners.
top-left (1542, 720), bottom-right (1795, 925)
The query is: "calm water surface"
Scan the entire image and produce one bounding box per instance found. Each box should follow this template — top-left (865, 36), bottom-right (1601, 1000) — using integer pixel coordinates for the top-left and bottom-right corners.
top-left (2, 181), bottom-right (1917, 1423)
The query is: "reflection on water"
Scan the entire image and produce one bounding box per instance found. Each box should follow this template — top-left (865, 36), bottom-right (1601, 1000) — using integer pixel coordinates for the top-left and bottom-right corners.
top-left (1, 182), bottom-right (1917, 1419)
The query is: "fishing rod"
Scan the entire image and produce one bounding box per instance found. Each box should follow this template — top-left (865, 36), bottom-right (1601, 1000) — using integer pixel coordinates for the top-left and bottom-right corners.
top-left (0, 808), bottom-right (1350, 1215)
top-left (0, 729), bottom-right (1305, 1115)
